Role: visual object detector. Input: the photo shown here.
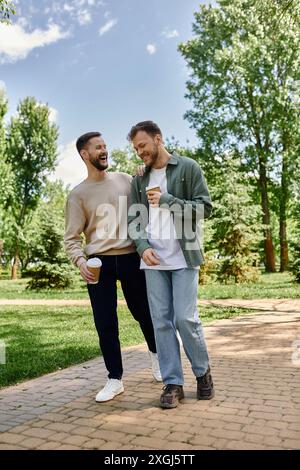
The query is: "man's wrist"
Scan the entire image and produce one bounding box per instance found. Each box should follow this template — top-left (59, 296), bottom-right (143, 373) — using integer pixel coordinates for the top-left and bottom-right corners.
top-left (77, 257), bottom-right (86, 268)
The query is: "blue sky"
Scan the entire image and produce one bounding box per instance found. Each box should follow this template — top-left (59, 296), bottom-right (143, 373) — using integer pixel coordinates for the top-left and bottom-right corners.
top-left (0, 0), bottom-right (213, 186)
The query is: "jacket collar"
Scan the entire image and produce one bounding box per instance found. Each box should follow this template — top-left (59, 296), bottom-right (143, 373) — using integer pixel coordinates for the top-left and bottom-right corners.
top-left (144, 151), bottom-right (179, 173)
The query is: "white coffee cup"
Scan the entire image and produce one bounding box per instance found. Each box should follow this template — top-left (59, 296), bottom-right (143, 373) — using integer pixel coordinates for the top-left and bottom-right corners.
top-left (146, 184), bottom-right (161, 196)
top-left (86, 258), bottom-right (102, 284)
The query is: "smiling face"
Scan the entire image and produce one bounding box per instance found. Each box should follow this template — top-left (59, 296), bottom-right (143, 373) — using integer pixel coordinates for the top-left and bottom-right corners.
top-left (132, 130), bottom-right (162, 167)
top-left (81, 136), bottom-right (108, 171)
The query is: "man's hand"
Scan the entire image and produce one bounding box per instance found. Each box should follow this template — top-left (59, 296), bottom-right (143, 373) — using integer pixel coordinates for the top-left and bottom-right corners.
top-left (134, 165), bottom-right (146, 177)
top-left (142, 248), bottom-right (160, 266)
top-left (79, 261), bottom-right (96, 283)
top-left (147, 190), bottom-right (161, 207)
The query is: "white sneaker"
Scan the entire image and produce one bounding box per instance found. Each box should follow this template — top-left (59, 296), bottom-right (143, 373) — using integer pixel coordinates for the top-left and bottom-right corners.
top-left (149, 351), bottom-right (162, 382)
top-left (95, 379), bottom-right (124, 402)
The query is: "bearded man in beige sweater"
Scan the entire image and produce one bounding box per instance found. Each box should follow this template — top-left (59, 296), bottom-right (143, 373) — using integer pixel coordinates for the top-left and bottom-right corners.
top-left (64, 132), bottom-right (161, 403)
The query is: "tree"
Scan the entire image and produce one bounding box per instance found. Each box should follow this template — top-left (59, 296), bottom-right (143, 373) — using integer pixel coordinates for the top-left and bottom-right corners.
top-left (6, 97), bottom-right (59, 279)
top-left (0, 0), bottom-right (15, 23)
top-left (23, 180), bottom-right (73, 289)
top-left (26, 215), bottom-right (74, 290)
top-left (20, 180), bottom-right (69, 271)
top-left (179, 0), bottom-right (300, 272)
top-left (211, 154), bottom-right (263, 283)
top-left (0, 86), bottom-right (14, 269)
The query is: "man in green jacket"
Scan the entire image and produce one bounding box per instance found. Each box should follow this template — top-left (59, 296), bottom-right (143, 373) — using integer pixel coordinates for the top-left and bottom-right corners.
top-left (128, 120), bottom-right (214, 408)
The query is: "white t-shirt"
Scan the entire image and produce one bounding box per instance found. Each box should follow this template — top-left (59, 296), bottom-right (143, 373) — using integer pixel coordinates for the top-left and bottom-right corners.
top-left (140, 167), bottom-right (188, 270)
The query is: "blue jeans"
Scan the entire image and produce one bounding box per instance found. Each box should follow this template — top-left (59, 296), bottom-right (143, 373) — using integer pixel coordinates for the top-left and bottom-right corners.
top-left (144, 268), bottom-right (209, 385)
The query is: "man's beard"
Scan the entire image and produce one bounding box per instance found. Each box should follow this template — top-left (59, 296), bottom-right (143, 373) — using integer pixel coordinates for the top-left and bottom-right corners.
top-left (145, 146), bottom-right (159, 167)
top-left (90, 154), bottom-right (108, 171)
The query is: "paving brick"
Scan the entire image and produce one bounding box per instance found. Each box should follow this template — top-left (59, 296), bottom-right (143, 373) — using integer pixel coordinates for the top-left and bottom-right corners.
top-left (209, 429), bottom-right (244, 441)
top-left (0, 433), bottom-right (27, 444)
top-left (242, 425), bottom-right (277, 436)
top-left (89, 429), bottom-right (132, 444)
top-left (189, 435), bottom-right (217, 447)
top-left (130, 436), bottom-right (176, 449)
top-left (263, 436), bottom-right (283, 447)
top-left (63, 435), bottom-right (90, 446)
top-left (282, 439), bottom-right (300, 449)
top-left (0, 444), bottom-right (26, 450)
top-left (22, 428), bottom-right (56, 439)
top-left (19, 437), bottom-right (45, 449)
top-left (70, 425), bottom-right (97, 436)
top-left (46, 422), bottom-right (77, 433)
top-left (81, 439), bottom-right (106, 449)
top-left (279, 429), bottom-right (300, 440)
top-left (227, 440), bottom-right (266, 450)
top-left (101, 423), bottom-right (151, 437)
top-left (36, 441), bottom-right (60, 450)
top-left (56, 444), bottom-right (81, 450)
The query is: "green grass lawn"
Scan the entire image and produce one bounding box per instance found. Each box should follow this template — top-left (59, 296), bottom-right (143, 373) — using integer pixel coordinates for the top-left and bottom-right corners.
top-left (0, 304), bottom-right (251, 388)
top-left (0, 277), bottom-right (125, 300)
top-left (0, 272), bottom-right (298, 300)
top-left (198, 272), bottom-right (300, 299)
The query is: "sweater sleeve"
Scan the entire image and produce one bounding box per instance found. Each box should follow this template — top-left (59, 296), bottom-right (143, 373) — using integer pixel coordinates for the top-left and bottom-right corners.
top-left (64, 192), bottom-right (87, 267)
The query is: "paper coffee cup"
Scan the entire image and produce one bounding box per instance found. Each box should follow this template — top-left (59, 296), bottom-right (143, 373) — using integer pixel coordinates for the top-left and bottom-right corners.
top-left (146, 185), bottom-right (161, 196)
top-left (87, 258), bottom-right (102, 284)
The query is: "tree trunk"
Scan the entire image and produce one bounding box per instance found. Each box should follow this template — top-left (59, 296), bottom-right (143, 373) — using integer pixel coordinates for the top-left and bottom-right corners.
top-left (258, 156), bottom-right (276, 272)
top-left (279, 154), bottom-right (289, 272)
top-left (11, 249), bottom-right (20, 280)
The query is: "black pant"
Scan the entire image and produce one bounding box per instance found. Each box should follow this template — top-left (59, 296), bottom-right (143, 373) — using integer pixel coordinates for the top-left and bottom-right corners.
top-left (87, 252), bottom-right (156, 379)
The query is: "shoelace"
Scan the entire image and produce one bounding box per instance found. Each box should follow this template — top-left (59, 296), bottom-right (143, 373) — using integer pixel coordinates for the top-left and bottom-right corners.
top-left (198, 373), bottom-right (209, 385)
top-left (163, 384), bottom-right (179, 393)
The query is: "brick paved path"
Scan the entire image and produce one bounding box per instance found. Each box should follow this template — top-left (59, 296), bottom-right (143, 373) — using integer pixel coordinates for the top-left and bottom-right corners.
top-left (0, 303), bottom-right (299, 450)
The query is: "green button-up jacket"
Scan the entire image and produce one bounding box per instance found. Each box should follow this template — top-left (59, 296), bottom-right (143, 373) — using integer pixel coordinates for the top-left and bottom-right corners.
top-left (128, 152), bottom-right (212, 267)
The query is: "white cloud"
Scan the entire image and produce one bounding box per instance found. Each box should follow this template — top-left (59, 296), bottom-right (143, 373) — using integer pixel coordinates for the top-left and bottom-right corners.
top-left (0, 23), bottom-right (70, 64)
top-left (52, 140), bottom-right (87, 187)
top-left (99, 18), bottom-right (118, 36)
top-left (17, 17), bottom-right (29, 28)
top-left (147, 44), bottom-right (156, 55)
top-left (162, 28), bottom-right (179, 39)
top-left (77, 9), bottom-right (92, 25)
top-left (49, 107), bottom-right (58, 123)
top-left (0, 80), bottom-right (6, 92)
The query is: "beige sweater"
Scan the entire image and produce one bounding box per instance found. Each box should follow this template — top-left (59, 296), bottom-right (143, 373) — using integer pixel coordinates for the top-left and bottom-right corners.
top-left (64, 172), bottom-right (136, 267)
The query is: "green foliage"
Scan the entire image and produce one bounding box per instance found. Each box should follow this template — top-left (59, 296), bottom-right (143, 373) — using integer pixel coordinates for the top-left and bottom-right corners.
top-left (291, 245), bottom-right (300, 283)
top-left (4, 97), bottom-right (59, 277)
top-left (0, 0), bottom-right (15, 24)
top-left (211, 155), bottom-right (263, 283)
top-left (179, 0), bottom-right (300, 161)
top-left (109, 146), bottom-right (141, 175)
top-left (165, 137), bottom-right (197, 160)
top-left (21, 180), bottom-right (69, 268)
top-left (6, 97), bottom-right (59, 222)
top-left (26, 213), bottom-right (74, 290)
top-left (199, 249), bottom-right (220, 285)
top-left (26, 262), bottom-right (73, 290)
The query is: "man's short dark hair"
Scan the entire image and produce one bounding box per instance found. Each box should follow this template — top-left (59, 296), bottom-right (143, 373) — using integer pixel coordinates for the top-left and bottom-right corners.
top-left (127, 121), bottom-right (162, 141)
top-left (76, 132), bottom-right (102, 157)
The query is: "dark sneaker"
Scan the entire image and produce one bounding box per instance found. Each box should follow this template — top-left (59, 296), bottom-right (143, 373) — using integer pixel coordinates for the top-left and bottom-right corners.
top-left (197, 366), bottom-right (215, 400)
top-left (160, 384), bottom-right (184, 409)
